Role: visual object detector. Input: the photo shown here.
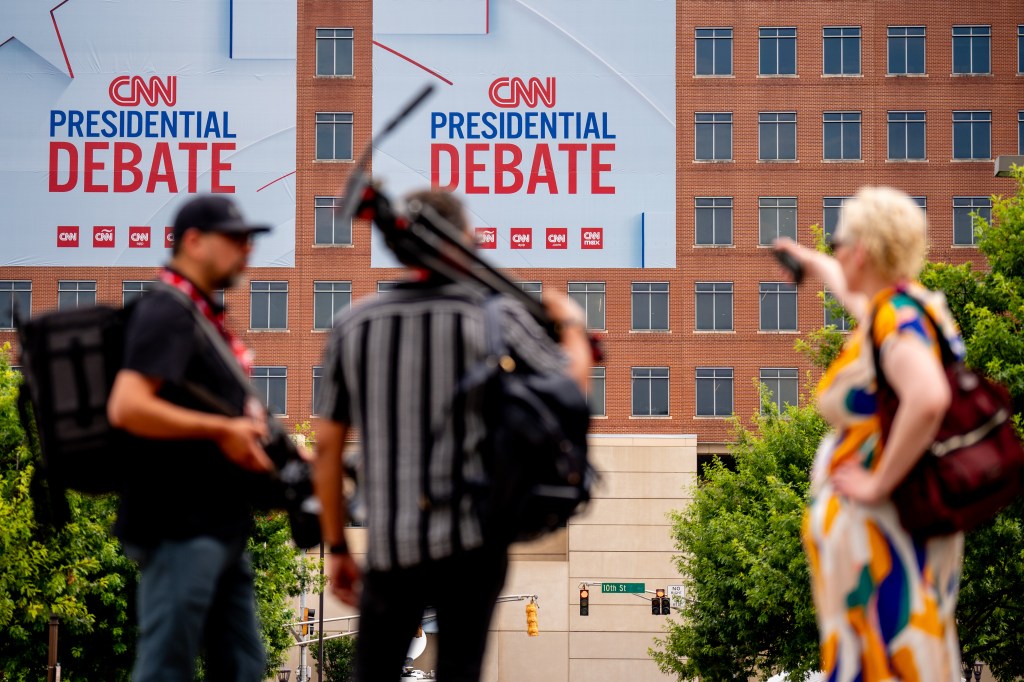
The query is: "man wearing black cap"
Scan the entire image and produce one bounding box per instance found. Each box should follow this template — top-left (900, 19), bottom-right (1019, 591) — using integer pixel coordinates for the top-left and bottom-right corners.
top-left (108, 194), bottom-right (273, 681)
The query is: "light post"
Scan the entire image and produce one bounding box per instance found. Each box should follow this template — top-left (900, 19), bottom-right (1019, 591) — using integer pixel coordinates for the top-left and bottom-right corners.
top-left (972, 660), bottom-right (983, 682)
top-left (277, 669), bottom-right (292, 682)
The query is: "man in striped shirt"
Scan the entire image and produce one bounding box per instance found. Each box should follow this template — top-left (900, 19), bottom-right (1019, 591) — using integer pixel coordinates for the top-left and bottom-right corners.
top-left (314, 189), bottom-right (590, 682)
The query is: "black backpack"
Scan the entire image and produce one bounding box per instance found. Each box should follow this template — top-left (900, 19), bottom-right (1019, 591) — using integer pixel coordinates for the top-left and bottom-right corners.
top-left (454, 296), bottom-right (595, 545)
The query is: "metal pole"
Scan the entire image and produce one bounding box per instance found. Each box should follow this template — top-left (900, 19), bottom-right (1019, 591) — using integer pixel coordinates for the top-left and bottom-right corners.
top-left (299, 591), bottom-right (307, 682)
top-left (318, 542), bottom-right (324, 682)
top-left (47, 615), bottom-right (58, 682)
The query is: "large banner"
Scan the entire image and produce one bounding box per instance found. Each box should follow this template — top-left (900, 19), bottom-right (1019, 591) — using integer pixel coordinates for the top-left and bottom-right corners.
top-left (372, 0), bottom-right (676, 268)
top-left (0, 0), bottom-right (296, 267)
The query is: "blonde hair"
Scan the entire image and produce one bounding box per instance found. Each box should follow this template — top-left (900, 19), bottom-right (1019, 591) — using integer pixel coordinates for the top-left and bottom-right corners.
top-left (838, 186), bottom-right (927, 281)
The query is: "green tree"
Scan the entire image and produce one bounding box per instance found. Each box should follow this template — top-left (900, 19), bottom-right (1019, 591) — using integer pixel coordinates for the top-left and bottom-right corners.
top-left (312, 635), bottom-right (357, 682)
top-left (651, 398), bottom-right (827, 681)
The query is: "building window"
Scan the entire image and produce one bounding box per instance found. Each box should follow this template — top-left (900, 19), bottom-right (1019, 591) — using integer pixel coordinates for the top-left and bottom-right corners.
top-left (315, 196), bottom-right (352, 245)
top-left (1019, 111), bottom-right (1023, 155)
top-left (0, 281), bottom-right (31, 328)
top-left (888, 111), bottom-right (926, 160)
top-left (695, 197), bottom-right (733, 245)
top-left (58, 281), bottom-right (96, 310)
top-left (912, 197), bottom-right (927, 214)
top-left (251, 366), bottom-right (287, 416)
top-left (759, 197), bottom-right (797, 244)
top-left (315, 112), bottom-right (354, 161)
top-left (759, 27), bottom-right (797, 76)
top-left (631, 282), bottom-right (669, 331)
top-left (314, 281), bottom-right (352, 330)
top-left (952, 111), bottom-right (991, 160)
top-left (519, 281), bottom-right (542, 301)
top-left (695, 282), bottom-right (733, 331)
top-left (695, 27), bottom-right (732, 76)
top-left (695, 113), bottom-right (732, 161)
top-left (823, 111), bottom-right (861, 160)
top-left (759, 112), bottom-right (797, 161)
top-left (824, 291), bottom-right (852, 332)
top-left (760, 282), bottom-right (798, 331)
top-left (952, 25), bottom-right (990, 75)
top-left (632, 367), bottom-right (669, 417)
top-left (377, 281), bottom-right (399, 294)
top-left (760, 368), bottom-right (799, 413)
top-left (953, 197), bottom-right (991, 246)
top-left (122, 280), bottom-right (154, 306)
top-left (823, 197), bottom-right (849, 242)
top-left (588, 367), bottom-right (606, 417)
top-left (568, 282), bottom-right (606, 331)
top-left (696, 367), bottom-right (733, 417)
top-left (250, 281), bottom-right (288, 329)
top-left (212, 290), bottom-right (225, 308)
top-left (823, 26), bottom-right (861, 75)
top-left (312, 366), bottom-right (323, 415)
top-left (316, 28), bottom-right (354, 76)
top-left (1019, 25), bottom-right (1023, 74)
top-left (888, 26), bottom-right (926, 75)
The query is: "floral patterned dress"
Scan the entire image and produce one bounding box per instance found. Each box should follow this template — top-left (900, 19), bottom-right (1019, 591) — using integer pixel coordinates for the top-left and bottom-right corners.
top-left (802, 283), bottom-right (965, 682)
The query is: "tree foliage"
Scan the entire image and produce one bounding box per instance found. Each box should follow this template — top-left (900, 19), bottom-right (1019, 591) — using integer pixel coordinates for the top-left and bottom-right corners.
top-left (654, 169), bottom-right (1024, 680)
top-left (312, 635), bottom-right (357, 682)
top-left (651, 398), bottom-right (827, 681)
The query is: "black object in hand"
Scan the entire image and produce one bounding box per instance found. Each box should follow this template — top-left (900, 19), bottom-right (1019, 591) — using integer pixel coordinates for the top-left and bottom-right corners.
top-left (773, 249), bottom-right (804, 285)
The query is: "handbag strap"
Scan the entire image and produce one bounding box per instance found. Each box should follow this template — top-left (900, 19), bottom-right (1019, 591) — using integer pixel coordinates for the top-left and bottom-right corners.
top-left (869, 290), bottom-right (957, 393)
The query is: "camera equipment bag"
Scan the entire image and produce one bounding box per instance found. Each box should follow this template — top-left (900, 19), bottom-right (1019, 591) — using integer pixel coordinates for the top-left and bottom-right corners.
top-left (871, 295), bottom-right (1024, 538)
top-left (17, 302), bottom-right (135, 497)
top-left (438, 296), bottom-right (595, 545)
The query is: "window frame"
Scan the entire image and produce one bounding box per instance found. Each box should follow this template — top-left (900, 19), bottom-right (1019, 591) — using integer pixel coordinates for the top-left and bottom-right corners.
top-left (758, 112), bottom-right (797, 161)
top-left (694, 197), bottom-right (734, 246)
top-left (695, 27), bottom-right (733, 76)
top-left (312, 365), bottom-right (323, 416)
top-left (823, 290), bottom-right (852, 332)
top-left (822, 26), bottom-right (862, 76)
top-left (695, 282), bottom-right (734, 331)
top-left (758, 197), bottom-right (798, 244)
top-left (313, 281), bottom-right (352, 330)
top-left (315, 112), bottom-right (354, 161)
top-left (122, 280), bottom-right (154, 307)
top-left (759, 368), bottom-right (799, 413)
top-left (887, 26), bottom-right (926, 75)
top-left (952, 25), bottom-right (991, 75)
top-left (759, 281), bottom-right (798, 331)
top-left (0, 280), bottom-right (31, 328)
top-left (519, 281), bottom-right (543, 301)
top-left (1018, 25), bottom-right (1024, 75)
top-left (568, 281), bottom-right (606, 331)
top-left (1018, 110), bottom-right (1023, 156)
top-left (251, 366), bottom-right (288, 416)
top-left (631, 366), bottom-right (670, 417)
top-left (250, 280), bottom-right (289, 330)
top-left (631, 282), bottom-right (670, 332)
top-left (952, 196), bottom-right (992, 246)
top-left (57, 280), bottom-right (97, 310)
top-left (315, 196), bottom-right (353, 245)
top-left (695, 367), bottom-right (733, 418)
top-left (588, 366), bottom-right (606, 417)
top-left (887, 111), bottom-right (927, 160)
top-left (952, 110), bottom-right (991, 160)
top-left (822, 196), bottom-right (850, 242)
top-left (822, 111), bottom-right (862, 161)
top-left (694, 112), bottom-right (733, 161)
top-left (315, 27), bottom-right (355, 77)
top-left (759, 27), bottom-right (797, 76)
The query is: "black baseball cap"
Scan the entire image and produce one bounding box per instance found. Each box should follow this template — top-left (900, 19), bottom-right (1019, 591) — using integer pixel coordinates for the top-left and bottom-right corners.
top-left (172, 195), bottom-right (272, 242)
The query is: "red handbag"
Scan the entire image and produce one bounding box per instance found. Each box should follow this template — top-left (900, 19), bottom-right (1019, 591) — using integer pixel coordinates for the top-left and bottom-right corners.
top-left (871, 296), bottom-right (1024, 538)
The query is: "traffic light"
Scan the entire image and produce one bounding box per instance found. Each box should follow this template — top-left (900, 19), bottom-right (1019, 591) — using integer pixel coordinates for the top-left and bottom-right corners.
top-left (661, 595), bottom-right (671, 616)
top-left (653, 589), bottom-right (667, 616)
top-left (526, 600), bottom-right (539, 636)
top-left (579, 588), bottom-right (589, 617)
top-left (302, 607), bottom-right (316, 636)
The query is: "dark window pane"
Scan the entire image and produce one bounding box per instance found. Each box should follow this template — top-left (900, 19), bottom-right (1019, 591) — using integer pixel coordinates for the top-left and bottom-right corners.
top-left (843, 122), bottom-right (860, 159)
top-left (973, 37), bottom-right (989, 73)
top-left (972, 122), bottom-right (990, 158)
top-left (316, 124), bottom-right (332, 159)
top-left (316, 41), bottom-right (333, 75)
top-left (907, 37), bottom-right (925, 73)
top-left (889, 38), bottom-right (905, 73)
top-left (843, 38), bottom-right (860, 73)
top-left (779, 38), bottom-right (796, 74)
top-left (953, 38), bottom-right (970, 73)
top-left (633, 293), bottom-right (650, 329)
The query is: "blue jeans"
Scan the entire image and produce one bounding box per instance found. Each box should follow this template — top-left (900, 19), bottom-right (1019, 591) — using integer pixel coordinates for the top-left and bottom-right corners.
top-left (127, 536), bottom-right (265, 681)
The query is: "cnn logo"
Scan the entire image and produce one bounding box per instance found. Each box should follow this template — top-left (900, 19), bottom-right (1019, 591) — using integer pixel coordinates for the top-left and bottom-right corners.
top-left (129, 226), bottom-right (151, 248)
top-left (93, 226), bottom-right (116, 248)
top-left (581, 228), bottom-right (603, 250)
top-left (57, 226), bottom-right (79, 247)
top-left (510, 228), bottom-right (532, 250)
top-left (488, 77), bottom-right (556, 109)
top-left (545, 228), bottom-right (567, 250)
top-left (475, 227), bottom-right (497, 249)
top-left (109, 75), bottom-right (177, 107)
top-left (164, 227), bottom-right (175, 249)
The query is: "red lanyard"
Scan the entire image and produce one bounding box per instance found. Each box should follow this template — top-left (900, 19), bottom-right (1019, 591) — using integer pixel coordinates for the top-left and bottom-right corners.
top-left (159, 268), bottom-right (254, 375)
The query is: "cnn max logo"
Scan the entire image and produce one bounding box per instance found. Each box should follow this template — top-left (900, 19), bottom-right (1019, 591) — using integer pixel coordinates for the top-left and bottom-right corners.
top-left (129, 226), bottom-right (151, 248)
top-left (93, 226), bottom-right (116, 248)
top-left (581, 228), bottom-right (603, 249)
top-left (57, 226), bottom-right (79, 247)
top-left (108, 75), bottom-right (177, 107)
top-left (488, 77), bottom-right (556, 109)
top-left (164, 227), bottom-right (175, 249)
top-left (545, 228), bottom-right (567, 250)
top-left (510, 228), bottom-right (532, 250)
top-left (475, 227), bottom-right (497, 249)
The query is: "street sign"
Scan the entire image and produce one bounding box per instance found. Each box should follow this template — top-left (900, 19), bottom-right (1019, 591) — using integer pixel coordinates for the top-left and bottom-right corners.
top-left (668, 585), bottom-right (684, 609)
top-left (601, 582), bottom-right (645, 593)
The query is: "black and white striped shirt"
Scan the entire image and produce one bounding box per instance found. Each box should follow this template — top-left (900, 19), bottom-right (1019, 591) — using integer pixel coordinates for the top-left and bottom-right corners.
top-left (319, 281), bottom-right (565, 571)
